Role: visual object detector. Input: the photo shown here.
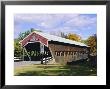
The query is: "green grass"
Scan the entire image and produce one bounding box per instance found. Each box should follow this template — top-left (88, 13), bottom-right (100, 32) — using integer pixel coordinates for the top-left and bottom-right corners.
top-left (14, 61), bottom-right (97, 76)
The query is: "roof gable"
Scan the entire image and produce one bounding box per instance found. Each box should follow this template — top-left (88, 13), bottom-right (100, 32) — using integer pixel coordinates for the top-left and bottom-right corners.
top-left (19, 32), bottom-right (48, 46)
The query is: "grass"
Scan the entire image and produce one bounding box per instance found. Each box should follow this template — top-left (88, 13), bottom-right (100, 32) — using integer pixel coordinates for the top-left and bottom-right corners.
top-left (14, 60), bottom-right (97, 76)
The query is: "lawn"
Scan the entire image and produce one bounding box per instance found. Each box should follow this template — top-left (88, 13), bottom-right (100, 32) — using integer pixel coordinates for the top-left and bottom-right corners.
top-left (14, 60), bottom-right (97, 76)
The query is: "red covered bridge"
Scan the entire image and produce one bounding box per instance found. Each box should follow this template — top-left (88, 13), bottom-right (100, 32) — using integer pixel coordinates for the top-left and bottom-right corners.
top-left (19, 31), bottom-right (89, 64)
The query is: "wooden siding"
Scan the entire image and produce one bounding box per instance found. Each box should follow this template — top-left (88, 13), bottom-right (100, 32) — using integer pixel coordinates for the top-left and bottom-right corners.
top-left (49, 44), bottom-right (89, 64)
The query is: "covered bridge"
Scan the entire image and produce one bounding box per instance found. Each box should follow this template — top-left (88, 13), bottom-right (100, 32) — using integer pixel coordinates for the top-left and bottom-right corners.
top-left (19, 31), bottom-right (89, 64)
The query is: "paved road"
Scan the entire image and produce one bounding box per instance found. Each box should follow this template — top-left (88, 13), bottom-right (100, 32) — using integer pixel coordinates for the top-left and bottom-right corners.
top-left (14, 61), bottom-right (41, 68)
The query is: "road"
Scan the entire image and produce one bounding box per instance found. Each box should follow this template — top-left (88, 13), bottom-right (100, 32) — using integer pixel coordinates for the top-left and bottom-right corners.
top-left (14, 61), bottom-right (41, 68)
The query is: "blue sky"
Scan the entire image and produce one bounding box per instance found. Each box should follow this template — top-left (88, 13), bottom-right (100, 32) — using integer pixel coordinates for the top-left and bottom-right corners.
top-left (14, 14), bottom-right (97, 40)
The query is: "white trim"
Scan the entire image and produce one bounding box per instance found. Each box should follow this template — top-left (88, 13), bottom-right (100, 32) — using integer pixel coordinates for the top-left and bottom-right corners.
top-left (19, 31), bottom-right (48, 47)
top-left (23, 40), bottom-right (47, 48)
top-left (23, 47), bottom-right (31, 61)
top-left (48, 46), bottom-right (54, 60)
top-left (40, 43), bottom-right (44, 54)
top-left (23, 47), bottom-right (24, 61)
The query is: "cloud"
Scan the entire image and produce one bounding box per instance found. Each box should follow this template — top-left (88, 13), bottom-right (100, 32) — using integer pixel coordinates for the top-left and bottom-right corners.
top-left (15, 14), bottom-right (96, 29)
top-left (14, 14), bottom-right (97, 39)
top-left (64, 15), bottom-right (96, 29)
top-left (14, 14), bottom-right (80, 29)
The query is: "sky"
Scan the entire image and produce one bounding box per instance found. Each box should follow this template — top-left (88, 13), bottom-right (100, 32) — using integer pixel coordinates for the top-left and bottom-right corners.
top-left (14, 14), bottom-right (97, 40)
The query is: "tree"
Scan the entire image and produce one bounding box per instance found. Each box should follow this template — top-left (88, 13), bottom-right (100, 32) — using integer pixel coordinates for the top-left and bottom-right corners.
top-left (80, 40), bottom-right (88, 44)
top-left (14, 39), bottom-right (23, 57)
top-left (60, 32), bottom-right (67, 38)
top-left (86, 34), bottom-right (97, 56)
top-left (18, 28), bottom-right (42, 40)
top-left (67, 33), bottom-right (81, 42)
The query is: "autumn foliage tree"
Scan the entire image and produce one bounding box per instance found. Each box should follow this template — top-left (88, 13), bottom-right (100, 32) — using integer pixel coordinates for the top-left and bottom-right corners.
top-left (67, 33), bottom-right (81, 42)
top-left (86, 34), bottom-right (97, 56)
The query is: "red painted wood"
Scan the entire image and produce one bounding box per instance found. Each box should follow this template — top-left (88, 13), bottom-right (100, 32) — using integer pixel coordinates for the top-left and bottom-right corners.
top-left (20, 32), bottom-right (48, 46)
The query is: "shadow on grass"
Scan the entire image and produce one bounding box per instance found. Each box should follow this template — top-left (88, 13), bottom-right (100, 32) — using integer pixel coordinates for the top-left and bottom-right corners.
top-left (15, 58), bottom-right (97, 76)
top-left (15, 63), bottom-right (97, 76)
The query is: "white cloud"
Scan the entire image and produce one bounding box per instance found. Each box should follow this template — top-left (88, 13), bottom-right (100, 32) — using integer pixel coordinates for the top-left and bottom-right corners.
top-left (40, 22), bottom-right (49, 28)
top-left (15, 14), bottom-right (96, 30)
top-left (14, 14), bottom-right (80, 29)
top-left (64, 15), bottom-right (97, 29)
top-left (14, 14), bottom-right (97, 39)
